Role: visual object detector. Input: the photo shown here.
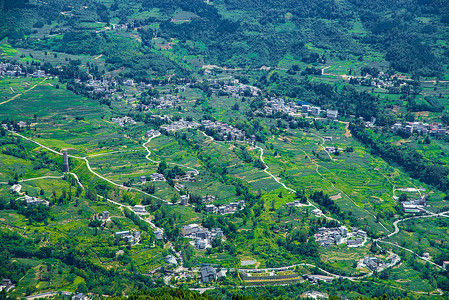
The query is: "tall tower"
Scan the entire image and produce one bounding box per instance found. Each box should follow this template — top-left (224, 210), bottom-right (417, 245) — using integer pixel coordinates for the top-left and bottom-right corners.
top-left (63, 151), bottom-right (69, 173)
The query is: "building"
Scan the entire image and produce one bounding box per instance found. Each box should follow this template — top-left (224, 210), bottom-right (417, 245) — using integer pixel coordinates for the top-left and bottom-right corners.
top-left (205, 204), bottom-right (218, 213)
top-left (391, 123), bottom-right (402, 131)
top-left (196, 230), bottom-right (211, 241)
top-left (326, 109), bottom-right (338, 120)
top-left (443, 261), bottom-right (449, 270)
top-left (310, 106), bottom-right (321, 116)
top-left (180, 195), bottom-right (189, 206)
top-left (140, 176), bottom-right (147, 183)
top-left (304, 274), bottom-right (333, 284)
top-left (63, 151), bottom-right (69, 173)
top-left (363, 256), bottom-right (378, 271)
top-left (339, 226), bottom-right (348, 237)
top-left (1, 279), bottom-right (12, 288)
top-left (347, 238), bottom-right (364, 247)
top-left (211, 228), bottom-right (223, 239)
top-left (150, 173), bottom-right (165, 181)
top-left (165, 255), bottom-right (177, 265)
top-left (25, 196), bottom-right (49, 207)
top-left (115, 231), bottom-right (130, 238)
top-left (194, 237), bottom-right (208, 249)
top-left (201, 265), bottom-right (217, 283)
top-left (72, 293), bottom-right (88, 300)
top-left (182, 224), bottom-right (200, 236)
top-left (9, 184), bottom-right (22, 194)
top-left (133, 205), bottom-right (146, 213)
top-left (202, 195), bottom-right (217, 203)
top-left (154, 228), bottom-right (164, 240)
top-left (102, 211), bottom-right (110, 220)
top-left (302, 104), bottom-right (310, 113)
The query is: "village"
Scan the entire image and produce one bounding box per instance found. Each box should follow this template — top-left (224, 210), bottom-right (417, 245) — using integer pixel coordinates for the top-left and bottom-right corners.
top-left (313, 226), bottom-right (367, 248)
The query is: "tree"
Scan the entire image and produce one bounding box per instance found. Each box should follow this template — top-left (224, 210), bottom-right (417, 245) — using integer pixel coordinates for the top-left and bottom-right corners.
top-left (76, 282), bottom-right (88, 294)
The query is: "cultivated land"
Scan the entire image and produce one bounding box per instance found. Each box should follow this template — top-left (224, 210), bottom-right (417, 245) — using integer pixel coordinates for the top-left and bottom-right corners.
top-left (1, 0), bottom-right (449, 298)
top-left (1, 74), bottom-right (449, 299)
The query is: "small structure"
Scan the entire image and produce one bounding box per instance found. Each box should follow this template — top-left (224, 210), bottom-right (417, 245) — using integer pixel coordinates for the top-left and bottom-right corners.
top-left (133, 205), bottom-right (146, 214)
top-left (25, 195), bottom-right (49, 207)
top-left (443, 261), bottom-right (449, 270)
top-left (115, 231), bottom-right (130, 238)
top-left (217, 269), bottom-right (227, 279)
top-left (304, 274), bottom-right (333, 284)
top-left (102, 211), bottom-right (110, 220)
top-left (326, 109), bottom-right (338, 120)
top-left (347, 238), bottom-right (364, 247)
top-left (9, 184), bottom-right (22, 194)
top-left (180, 194), bottom-right (189, 206)
top-left (310, 106), bottom-right (321, 116)
top-left (63, 151), bottom-right (69, 172)
top-left (1, 279), bottom-right (12, 290)
top-left (363, 256), bottom-right (378, 271)
top-left (205, 204), bottom-right (218, 213)
top-left (165, 255), bottom-right (177, 265)
top-left (154, 228), bottom-right (164, 240)
top-left (182, 224), bottom-right (200, 236)
top-left (201, 265), bottom-right (217, 283)
top-left (202, 195), bottom-right (216, 203)
top-left (150, 173), bottom-right (165, 181)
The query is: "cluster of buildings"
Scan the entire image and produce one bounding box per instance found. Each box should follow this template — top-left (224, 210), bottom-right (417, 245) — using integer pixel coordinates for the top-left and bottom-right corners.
top-left (112, 23), bottom-right (130, 30)
top-left (149, 95), bottom-right (181, 109)
top-left (115, 230), bottom-right (141, 246)
top-left (260, 98), bottom-right (339, 121)
top-left (200, 120), bottom-right (246, 140)
top-left (149, 173), bottom-right (166, 181)
top-left (205, 200), bottom-right (245, 215)
top-left (161, 119), bottom-right (200, 131)
top-left (391, 121), bottom-right (447, 137)
top-left (181, 224), bottom-right (224, 250)
top-left (72, 293), bottom-right (89, 300)
top-left (263, 97), bottom-right (301, 115)
top-left (362, 256), bottom-right (385, 271)
top-left (0, 63), bottom-right (46, 78)
top-left (313, 226), bottom-right (367, 248)
top-left (285, 200), bottom-right (302, 207)
top-left (112, 116), bottom-right (136, 127)
top-left (324, 146), bottom-right (343, 154)
top-left (220, 82), bottom-right (261, 98)
top-left (145, 129), bottom-right (160, 137)
top-left (401, 198), bottom-right (426, 213)
top-left (202, 195), bottom-right (217, 203)
top-left (81, 74), bottom-right (118, 94)
top-left (361, 254), bottom-right (399, 272)
top-left (174, 171), bottom-right (197, 182)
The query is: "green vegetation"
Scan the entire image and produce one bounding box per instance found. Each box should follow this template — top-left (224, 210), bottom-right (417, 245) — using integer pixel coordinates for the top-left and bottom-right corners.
top-left (1, 0), bottom-right (449, 299)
